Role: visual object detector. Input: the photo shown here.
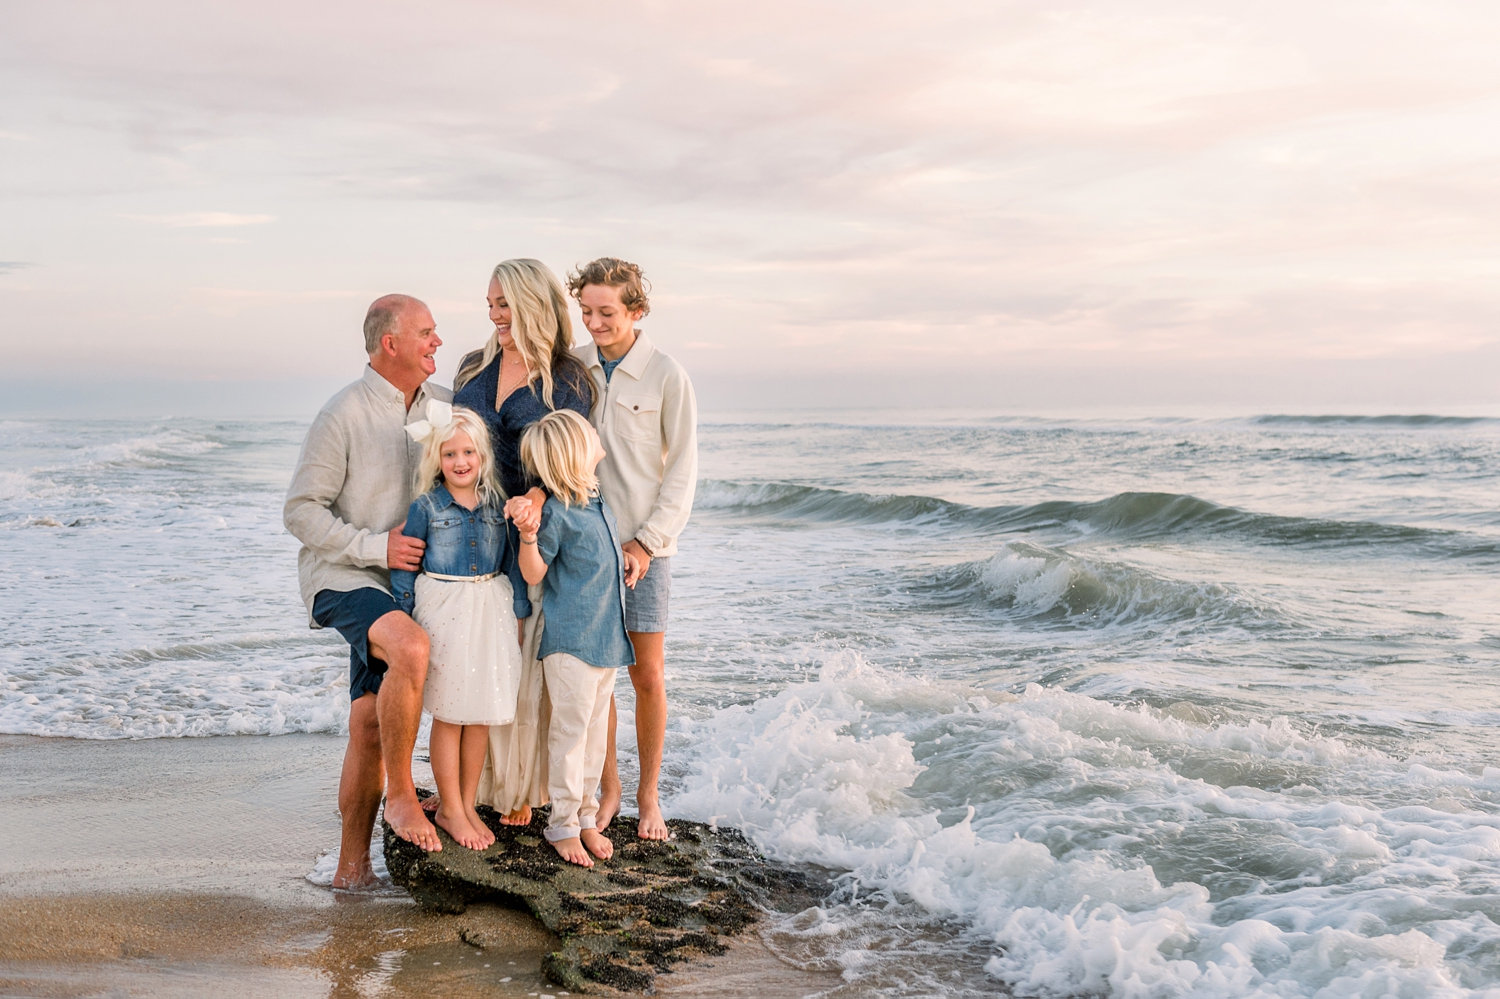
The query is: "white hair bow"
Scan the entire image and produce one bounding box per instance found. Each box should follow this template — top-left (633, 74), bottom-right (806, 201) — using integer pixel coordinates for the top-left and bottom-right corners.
top-left (405, 399), bottom-right (459, 445)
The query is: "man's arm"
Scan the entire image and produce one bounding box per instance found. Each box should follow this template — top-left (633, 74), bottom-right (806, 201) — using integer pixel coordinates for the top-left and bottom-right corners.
top-left (283, 409), bottom-right (393, 569)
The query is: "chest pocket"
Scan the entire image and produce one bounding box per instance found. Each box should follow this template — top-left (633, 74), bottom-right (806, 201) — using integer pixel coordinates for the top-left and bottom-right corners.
top-left (427, 515), bottom-right (464, 554)
top-left (611, 391), bottom-right (661, 444)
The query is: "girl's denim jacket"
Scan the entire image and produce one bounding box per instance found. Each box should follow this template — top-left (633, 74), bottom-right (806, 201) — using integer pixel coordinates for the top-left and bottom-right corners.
top-left (389, 485), bottom-right (529, 619)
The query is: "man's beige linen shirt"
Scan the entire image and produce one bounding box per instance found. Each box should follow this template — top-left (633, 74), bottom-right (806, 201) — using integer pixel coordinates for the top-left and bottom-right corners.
top-left (575, 333), bottom-right (697, 558)
top-left (283, 365), bottom-right (452, 617)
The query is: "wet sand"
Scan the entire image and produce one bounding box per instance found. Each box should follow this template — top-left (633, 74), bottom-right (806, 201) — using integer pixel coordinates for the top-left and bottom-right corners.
top-left (0, 733), bottom-right (837, 998)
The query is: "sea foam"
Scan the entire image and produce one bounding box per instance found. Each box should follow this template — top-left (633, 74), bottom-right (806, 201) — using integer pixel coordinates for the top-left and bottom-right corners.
top-left (666, 653), bottom-right (1500, 998)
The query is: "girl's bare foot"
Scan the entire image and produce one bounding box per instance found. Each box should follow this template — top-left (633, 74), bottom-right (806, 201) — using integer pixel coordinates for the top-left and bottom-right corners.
top-left (432, 805), bottom-right (487, 850)
top-left (636, 793), bottom-right (669, 841)
top-left (501, 805), bottom-right (532, 826)
top-left (465, 806), bottom-right (496, 849)
top-left (580, 828), bottom-right (613, 860)
top-left (421, 793), bottom-right (441, 814)
top-left (550, 836), bottom-right (594, 867)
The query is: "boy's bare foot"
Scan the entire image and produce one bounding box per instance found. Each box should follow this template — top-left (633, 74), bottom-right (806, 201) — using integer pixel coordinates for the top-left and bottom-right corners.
top-left (595, 775), bottom-right (622, 833)
top-left (465, 806), bottom-right (497, 849)
top-left (385, 796), bottom-right (442, 851)
top-left (550, 836), bottom-right (594, 867)
top-left (331, 858), bottom-right (380, 891)
top-left (501, 805), bottom-right (532, 826)
top-left (580, 828), bottom-right (613, 861)
top-left (432, 805), bottom-right (487, 850)
top-left (636, 794), bottom-right (669, 841)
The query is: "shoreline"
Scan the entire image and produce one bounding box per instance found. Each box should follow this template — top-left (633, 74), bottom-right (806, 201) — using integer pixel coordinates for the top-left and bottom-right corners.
top-left (0, 733), bottom-right (838, 997)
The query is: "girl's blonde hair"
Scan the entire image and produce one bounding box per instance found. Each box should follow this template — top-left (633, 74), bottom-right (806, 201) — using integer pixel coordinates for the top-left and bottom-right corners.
top-left (519, 409), bottom-right (597, 508)
top-left (414, 406), bottom-right (501, 504)
top-left (454, 258), bottom-right (589, 411)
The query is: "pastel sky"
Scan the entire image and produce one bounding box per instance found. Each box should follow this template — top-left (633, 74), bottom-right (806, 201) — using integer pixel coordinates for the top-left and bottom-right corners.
top-left (3, 1), bottom-right (1498, 415)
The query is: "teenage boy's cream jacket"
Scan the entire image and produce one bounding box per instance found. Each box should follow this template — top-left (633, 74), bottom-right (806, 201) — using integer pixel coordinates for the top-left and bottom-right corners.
top-left (574, 333), bottom-right (697, 559)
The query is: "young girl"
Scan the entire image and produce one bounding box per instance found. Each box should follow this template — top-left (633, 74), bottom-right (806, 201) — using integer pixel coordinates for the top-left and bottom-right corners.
top-left (505, 409), bottom-right (638, 867)
top-left (391, 401), bottom-right (529, 851)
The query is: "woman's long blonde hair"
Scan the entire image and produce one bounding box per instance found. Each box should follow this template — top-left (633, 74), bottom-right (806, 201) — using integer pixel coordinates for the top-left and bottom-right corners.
top-left (519, 409), bottom-right (597, 508)
top-left (454, 258), bottom-right (587, 410)
top-left (414, 406), bottom-right (502, 504)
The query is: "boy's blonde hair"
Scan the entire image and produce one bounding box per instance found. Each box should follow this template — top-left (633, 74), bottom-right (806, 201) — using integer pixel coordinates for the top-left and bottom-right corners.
top-left (415, 406), bottom-right (501, 504)
top-left (566, 256), bottom-right (651, 317)
top-left (519, 409), bottom-right (598, 508)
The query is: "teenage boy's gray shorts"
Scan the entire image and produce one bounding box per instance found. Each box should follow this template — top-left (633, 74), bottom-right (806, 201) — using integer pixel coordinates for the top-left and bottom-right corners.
top-left (624, 556), bottom-right (670, 634)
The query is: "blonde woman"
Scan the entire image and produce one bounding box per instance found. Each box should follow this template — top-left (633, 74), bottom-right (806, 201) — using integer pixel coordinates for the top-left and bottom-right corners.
top-left (567, 257), bottom-right (698, 841)
top-left (453, 258), bottom-right (594, 825)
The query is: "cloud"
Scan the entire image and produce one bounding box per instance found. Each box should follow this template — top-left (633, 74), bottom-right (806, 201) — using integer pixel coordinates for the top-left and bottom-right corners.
top-left (0, 261), bottom-right (35, 275)
top-left (119, 212), bottom-right (275, 227)
top-left (3, 1), bottom-right (1500, 406)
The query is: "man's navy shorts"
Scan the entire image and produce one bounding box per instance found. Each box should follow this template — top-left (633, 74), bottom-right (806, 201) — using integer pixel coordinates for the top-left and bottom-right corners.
top-left (312, 587), bottom-right (402, 701)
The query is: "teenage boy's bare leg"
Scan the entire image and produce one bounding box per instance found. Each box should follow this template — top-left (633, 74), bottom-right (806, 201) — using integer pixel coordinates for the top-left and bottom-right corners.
top-left (628, 631), bottom-right (668, 840)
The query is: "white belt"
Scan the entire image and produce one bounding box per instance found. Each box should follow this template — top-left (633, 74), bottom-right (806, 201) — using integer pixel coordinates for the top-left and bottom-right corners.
top-left (423, 571), bottom-right (498, 582)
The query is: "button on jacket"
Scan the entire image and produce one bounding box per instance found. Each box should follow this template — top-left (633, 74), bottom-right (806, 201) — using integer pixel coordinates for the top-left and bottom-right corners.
top-left (283, 366), bottom-right (453, 619)
top-left (574, 333), bottom-right (697, 557)
top-left (534, 495), bottom-right (635, 669)
top-left (389, 485), bottom-right (529, 619)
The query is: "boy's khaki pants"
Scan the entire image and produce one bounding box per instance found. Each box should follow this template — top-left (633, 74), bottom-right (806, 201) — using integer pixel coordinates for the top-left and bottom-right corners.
top-left (541, 652), bottom-right (617, 842)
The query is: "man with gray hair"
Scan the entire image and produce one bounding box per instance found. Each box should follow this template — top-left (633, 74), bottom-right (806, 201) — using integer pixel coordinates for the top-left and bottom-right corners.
top-left (285, 294), bottom-right (449, 886)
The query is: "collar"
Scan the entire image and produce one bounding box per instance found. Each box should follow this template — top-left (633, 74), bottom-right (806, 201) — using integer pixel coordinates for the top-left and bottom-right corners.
top-left (587, 332), bottom-right (657, 382)
top-left (363, 363), bottom-right (436, 410)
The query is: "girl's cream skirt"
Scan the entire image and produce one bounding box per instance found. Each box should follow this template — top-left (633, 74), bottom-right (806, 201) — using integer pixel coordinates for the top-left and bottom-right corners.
top-left (412, 572), bottom-right (522, 726)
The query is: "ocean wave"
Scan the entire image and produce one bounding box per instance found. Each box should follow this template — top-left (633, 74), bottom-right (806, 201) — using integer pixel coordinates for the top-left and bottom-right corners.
top-left (668, 652), bottom-right (1500, 999)
top-left (695, 480), bottom-right (1500, 557)
top-left (76, 427), bottom-right (226, 469)
top-left (0, 636), bottom-right (348, 739)
top-left (1253, 414), bottom-right (1499, 428)
top-left (916, 541), bottom-right (1280, 630)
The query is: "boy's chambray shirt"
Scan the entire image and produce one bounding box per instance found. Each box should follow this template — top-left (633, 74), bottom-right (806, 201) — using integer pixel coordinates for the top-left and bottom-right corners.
top-left (389, 485), bottom-right (529, 620)
top-left (534, 494), bottom-right (635, 669)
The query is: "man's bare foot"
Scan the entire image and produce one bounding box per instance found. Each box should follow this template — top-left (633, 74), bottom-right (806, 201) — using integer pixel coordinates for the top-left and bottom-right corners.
top-left (331, 858), bottom-right (380, 891)
top-left (550, 836), bottom-right (594, 867)
top-left (384, 795), bottom-right (442, 851)
top-left (595, 775), bottom-right (622, 833)
top-left (421, 793), bottom-right (441, 814)
top-left (465, 806), bottom-right (497, 849)
top-left (501, 805), bottom-right (532, 826)
top-left (432, 805), bottom-right (488, 850)
top-left (581, 828), bottom-right (613, 860)
top-left (636, 796), bottom-right (669, 841)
